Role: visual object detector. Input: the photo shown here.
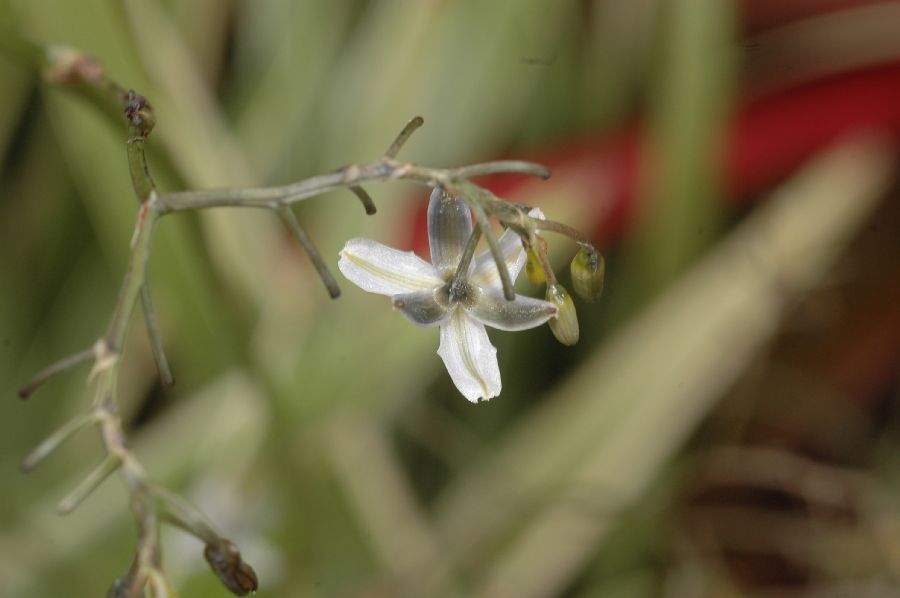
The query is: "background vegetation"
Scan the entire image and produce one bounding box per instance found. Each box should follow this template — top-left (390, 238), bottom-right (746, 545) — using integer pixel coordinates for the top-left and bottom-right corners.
top-left (1, 1), bottom-right (899, 596)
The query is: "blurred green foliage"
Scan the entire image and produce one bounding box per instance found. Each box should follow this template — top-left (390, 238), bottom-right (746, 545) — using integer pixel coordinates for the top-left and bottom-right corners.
top-left (1, 1), bottom-right (895, 597)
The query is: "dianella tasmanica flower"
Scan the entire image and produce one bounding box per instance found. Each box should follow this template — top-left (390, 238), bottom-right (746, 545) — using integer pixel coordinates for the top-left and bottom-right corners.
top-left (338, 189), bottom-right (558, 402)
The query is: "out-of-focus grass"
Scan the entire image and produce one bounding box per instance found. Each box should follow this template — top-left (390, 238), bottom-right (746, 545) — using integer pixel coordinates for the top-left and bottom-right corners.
top-left (0, 1), bottom-right (896, 597)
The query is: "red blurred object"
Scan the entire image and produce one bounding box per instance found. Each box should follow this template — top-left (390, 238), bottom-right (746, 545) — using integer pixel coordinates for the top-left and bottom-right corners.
top-left (738, 0), bottom-right (898, 34)
top-left (410, 61), bottom-right (900, 253)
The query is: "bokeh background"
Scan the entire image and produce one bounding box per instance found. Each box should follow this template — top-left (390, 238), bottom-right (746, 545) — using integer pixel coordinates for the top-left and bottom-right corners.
top-left (2, 1), bottom-right (900, 596)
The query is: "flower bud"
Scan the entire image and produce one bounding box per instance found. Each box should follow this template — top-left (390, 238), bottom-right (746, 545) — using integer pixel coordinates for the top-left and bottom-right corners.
top-left (205, 539), bottom-right (258, 596)
top-left (570, 246), bottom-right (604, 303)
top-left (524, 247), bottom-right (546, 286)
top-left (546, 284), bottom-right (579, 346)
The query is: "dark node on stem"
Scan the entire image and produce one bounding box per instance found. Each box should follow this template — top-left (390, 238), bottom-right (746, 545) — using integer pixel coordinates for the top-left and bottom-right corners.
top-left (385, 116), bottom-right (424, 159)
top-left (205, 539), bottom-right (259, 596)
top-left (350, 185), bottom-right (377, 215)
top-left (123, 90), bottom-right (155, 137)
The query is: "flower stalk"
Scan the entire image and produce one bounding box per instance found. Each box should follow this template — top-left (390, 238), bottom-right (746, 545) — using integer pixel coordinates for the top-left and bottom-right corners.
top-left (8, 31), bottom-right (600, 594)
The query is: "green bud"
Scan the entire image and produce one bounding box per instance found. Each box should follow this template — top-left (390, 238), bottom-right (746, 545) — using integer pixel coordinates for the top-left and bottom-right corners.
top-left (570, 246), bottom-right (605, 303)
top-left (524, 247), bottom-right (546, 286)
top-left (546, 284), bottom-right (579, 346)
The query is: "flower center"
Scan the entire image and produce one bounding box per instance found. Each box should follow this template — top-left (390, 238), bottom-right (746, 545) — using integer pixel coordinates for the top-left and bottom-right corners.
top-left (446, 280), bottom-right (479, 306)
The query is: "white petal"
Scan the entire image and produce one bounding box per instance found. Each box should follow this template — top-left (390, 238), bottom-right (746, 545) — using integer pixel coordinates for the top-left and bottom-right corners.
top-left (469, 228), bottom-right (526, 290)
top-left (465, 291), bottom-right (557, 331)
top-left (339, 238), bottom-right (443, 296)
top-left (470, 208), bottom-right (545, 290)
top-left (428, 188), bottom-right (474, 278)
top-left (437, 311), bottom-right (502, 403)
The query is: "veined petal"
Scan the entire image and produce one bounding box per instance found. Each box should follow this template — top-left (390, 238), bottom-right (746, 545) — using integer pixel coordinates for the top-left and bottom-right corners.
top-left (437, 311), bottom-right (501, 402)
top-left (470, 208), bottom-right (545, 289)
top-left (339, 238), bottom-right (442, 296)
top-left (464, 291), bottom-right (557, 331)
top-left (392, 288), bottom-right (452, 327)
top-left (469, 228), bottom-right (525, 289)
top-left (428, 188), bottom-right (473, 278)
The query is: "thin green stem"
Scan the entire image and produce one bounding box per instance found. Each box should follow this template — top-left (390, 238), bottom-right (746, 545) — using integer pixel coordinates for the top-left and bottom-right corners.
top-left (471, 203), bottom-right (515, 300)
top-left (277, 205), bottom-right (341, 298)
top-left (156, 158), bottom-right (550, 214)
top-left (105, 201), bottom-right (160, 349)
top-left (534, 236), bottom-right (558, 286)
top-left (141, 281), bottom-right (174, 386)
top-left (123, 89), bottom-right (157, 203)
top-left (533, 219), bottom-right (592, 244)
top-left (349, 185), bottom-right (377, 215)
top-left (151, 485), bottom-right (220, 544)
top-left (18, 346), bottom-right (95, 398)
top-left (21, 412), bottom-right (99, 472)
top-left (450, 161), bottom-right (550, 180)
top-left (127, 135), bottom-right (156, 202)
top-left (384, 115), bottom-right (424, 158)
top-left (57, 454), bottom-right (121, 515)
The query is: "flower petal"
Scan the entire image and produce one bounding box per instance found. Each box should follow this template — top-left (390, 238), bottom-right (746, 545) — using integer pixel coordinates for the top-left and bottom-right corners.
top-left (437, 311), bottom-right (501, 402)
top-left (339, 238), bottom-right (442, 296)
top-left (464, 291), bottom-right (557, 331)
top-left (470, 208), bottom-right (544, 290)
top-left (392, 288), bottom-right (452, 327)
top-left (428, 188), bottom-right (474, 278)
top-left (469, 228), bottom-right (525, 289)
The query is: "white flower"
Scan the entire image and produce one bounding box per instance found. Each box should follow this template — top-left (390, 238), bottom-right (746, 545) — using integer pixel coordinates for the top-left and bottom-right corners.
top-left (338, 189), bottom-right (557, 402)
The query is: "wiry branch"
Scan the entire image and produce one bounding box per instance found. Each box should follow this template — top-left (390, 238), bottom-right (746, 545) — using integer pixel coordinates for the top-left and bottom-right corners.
top-left (9, 34), bottom-right (578, 596)
top-left (18, 346), bottom-right (95, 399)
top-left (140, 280), bottom-right (174, 387)
top-left (471, 201), bottom-right (516, 300)
top-left (349, 185), bottom-right (377, 215)
top-left (384, 115), bottom-right (424, 158)
top-left (277, 205), bottom-right (342, 298)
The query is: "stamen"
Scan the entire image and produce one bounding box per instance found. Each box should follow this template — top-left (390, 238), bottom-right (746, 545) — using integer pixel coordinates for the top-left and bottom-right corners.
top-left (449, 226), bottom-right (482, 298)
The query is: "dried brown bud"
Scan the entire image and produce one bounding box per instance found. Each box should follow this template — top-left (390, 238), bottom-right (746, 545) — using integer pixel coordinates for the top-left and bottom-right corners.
top-left (546, 284), bottom-right (579, 346)
top-left (123, 90), bottom-right (156, 136)
top-left (204, 539), bottom-right (259, 596)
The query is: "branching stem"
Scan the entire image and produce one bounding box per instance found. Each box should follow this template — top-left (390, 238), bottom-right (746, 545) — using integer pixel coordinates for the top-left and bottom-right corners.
top-left (10, 34), bottom-right (558, 597)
